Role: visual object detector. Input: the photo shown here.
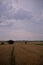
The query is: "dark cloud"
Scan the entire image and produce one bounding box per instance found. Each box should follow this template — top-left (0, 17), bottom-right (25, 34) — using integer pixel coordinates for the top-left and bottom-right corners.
top-left (0, 5), bottom-right (33, 20)
top-left (14, 8), bottom-right (33, 20)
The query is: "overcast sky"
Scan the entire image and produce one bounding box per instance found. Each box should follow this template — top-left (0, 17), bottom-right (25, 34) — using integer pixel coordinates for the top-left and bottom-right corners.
top-left (0, 0), bottom-right (43, 40)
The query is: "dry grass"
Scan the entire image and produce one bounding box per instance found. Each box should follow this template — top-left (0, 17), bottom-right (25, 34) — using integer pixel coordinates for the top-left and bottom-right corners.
top-left (14, 44), bottom-right (43, 65)
top-left (0, 42), bottom-right (43, 65)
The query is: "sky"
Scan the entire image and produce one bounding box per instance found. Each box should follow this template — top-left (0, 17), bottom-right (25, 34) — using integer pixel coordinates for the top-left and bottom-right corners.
top-left (0, 0), bottom-right (43, 40)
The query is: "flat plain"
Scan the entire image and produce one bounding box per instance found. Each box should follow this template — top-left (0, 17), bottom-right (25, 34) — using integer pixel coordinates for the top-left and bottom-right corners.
top-left (0, 41), bottom-right (43, 65)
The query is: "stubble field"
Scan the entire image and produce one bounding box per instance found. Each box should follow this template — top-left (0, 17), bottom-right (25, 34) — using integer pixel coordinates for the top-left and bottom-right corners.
top-left (0, 41), bottom-right (43, 65)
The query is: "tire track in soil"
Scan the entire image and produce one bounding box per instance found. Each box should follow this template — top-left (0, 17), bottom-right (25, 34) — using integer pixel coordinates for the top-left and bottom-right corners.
top-left (10, 45), bottom-right (16, 65)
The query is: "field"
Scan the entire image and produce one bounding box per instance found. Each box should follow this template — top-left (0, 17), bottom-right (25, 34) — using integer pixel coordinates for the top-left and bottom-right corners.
top-left (0, 41), bottom-right (43, 65)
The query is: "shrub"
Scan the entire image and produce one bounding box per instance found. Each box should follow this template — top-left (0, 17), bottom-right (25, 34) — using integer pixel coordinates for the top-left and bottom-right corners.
top-left (25, 41), bottom-right (27, 44)
top-left (1, 42), bottom-right (4, 45)
top-left (8, 40), bottom-right (14, 44)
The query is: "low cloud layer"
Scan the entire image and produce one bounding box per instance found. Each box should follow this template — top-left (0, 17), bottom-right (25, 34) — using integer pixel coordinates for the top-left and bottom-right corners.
top-left (0, 0), bottom-right (43, 40)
